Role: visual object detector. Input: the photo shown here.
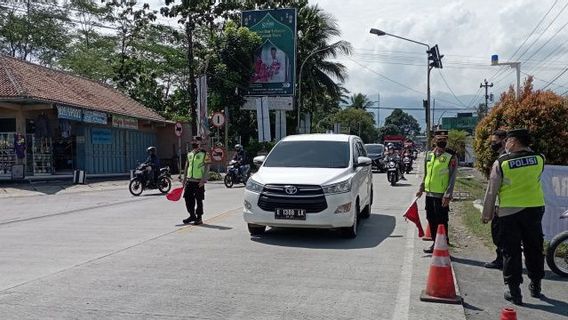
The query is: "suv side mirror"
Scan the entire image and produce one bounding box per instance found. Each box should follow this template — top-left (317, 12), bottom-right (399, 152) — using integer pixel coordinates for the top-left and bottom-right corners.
top-left (355, 156), bottom-right (372, 167)
top-left (253, 156), bottom-right (266, 166)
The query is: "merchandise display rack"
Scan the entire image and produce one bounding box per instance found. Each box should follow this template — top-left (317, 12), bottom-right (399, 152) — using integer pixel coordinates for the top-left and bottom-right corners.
top-left (33, 136), bottom-right (53, 175)
top-left (0, 133), bottom-right (16, 176)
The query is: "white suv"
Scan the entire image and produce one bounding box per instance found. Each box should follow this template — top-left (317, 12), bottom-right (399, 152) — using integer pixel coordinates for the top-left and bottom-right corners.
top-left (243, 134), bottom-right (373, 238)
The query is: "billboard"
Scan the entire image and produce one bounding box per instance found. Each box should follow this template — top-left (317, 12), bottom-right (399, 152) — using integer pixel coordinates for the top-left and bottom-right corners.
top-left (242, 9), bottom-right (297, 96)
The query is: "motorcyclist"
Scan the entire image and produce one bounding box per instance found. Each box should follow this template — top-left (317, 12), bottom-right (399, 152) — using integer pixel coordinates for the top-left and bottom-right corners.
top-left (384, 144), bottom-right (406, 180)
top-left (144, 146), bottom-right (160, 186)
top-left (232, 144), bottom-right (248, 178)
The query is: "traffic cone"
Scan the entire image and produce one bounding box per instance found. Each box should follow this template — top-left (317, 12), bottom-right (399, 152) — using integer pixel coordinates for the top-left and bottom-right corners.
top-left (420, 224), bottom-right (462, 304)
top-left (422, 222), bottom-right (433, 241)
top-left (500, 308), bottom-right (517, 320)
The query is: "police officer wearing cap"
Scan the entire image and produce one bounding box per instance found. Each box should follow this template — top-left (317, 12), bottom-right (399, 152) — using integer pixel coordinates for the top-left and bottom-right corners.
top-left (182, 137), bottom-right (211, 225)
top-left (416, 133), bottom-right (458, 253)
top-left (481, 129), bottom-right (545, 306)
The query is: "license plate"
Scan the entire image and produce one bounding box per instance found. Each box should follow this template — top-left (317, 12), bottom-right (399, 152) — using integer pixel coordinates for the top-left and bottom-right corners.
top-left (275, 208), bottom-right (306, 220)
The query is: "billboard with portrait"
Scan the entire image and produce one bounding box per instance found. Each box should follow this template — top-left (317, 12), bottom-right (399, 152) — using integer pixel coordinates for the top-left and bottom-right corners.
top-left (242, 9), bottom-right (297, 96)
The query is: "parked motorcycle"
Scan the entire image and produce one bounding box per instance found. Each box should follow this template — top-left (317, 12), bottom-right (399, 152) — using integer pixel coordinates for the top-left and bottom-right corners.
top-left (546, 210), bottom-right (568, 277)
top-left (224, 160), bottom-right (251, 188)
top-left (402, 155), bottom-right (413, 174)
top-left (129, 163), bottom-right (172, 196)
top-left (386, 158), bottom-right (399, 186)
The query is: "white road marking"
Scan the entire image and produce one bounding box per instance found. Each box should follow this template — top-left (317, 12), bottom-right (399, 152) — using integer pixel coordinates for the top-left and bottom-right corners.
top-left (392, 211), bottom-right (416, 320)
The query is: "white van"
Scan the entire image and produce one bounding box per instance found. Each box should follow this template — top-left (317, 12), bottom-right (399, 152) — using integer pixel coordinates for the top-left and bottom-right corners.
top-left (243, 134), bottom-right (373, 238)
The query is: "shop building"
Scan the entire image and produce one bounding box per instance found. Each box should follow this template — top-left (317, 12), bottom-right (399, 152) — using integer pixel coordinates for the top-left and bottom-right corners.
top-left (0, 55), bottom-right (188, 180)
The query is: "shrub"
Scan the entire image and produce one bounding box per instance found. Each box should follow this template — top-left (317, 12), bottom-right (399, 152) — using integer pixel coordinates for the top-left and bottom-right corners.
top-left (474, 77), bottom-right (568, 177)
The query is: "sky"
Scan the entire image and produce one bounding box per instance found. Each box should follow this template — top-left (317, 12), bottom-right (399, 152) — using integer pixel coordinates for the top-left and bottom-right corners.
top-left (310, 0), bottom-right (568, 127)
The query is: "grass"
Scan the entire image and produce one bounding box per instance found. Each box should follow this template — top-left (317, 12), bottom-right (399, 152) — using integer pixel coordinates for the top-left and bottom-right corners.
top-left (453, 170), bottom-right (493, 246)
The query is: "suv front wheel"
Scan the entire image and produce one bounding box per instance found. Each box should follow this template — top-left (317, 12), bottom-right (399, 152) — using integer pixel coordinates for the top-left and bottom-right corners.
top-left (341, 200), bottom-right (359, 239)
top-left (248, 224), bottom-right (266, 236)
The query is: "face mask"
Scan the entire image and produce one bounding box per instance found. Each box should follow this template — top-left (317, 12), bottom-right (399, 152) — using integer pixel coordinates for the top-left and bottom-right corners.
top-left (436, 141), bottom-right (447, 149)
top-left (192, 144), bottom-right (199, 149)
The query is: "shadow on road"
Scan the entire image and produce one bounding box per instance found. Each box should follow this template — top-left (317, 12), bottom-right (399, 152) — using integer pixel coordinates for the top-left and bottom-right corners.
top-left (251, 213), bottom-right (396, 250)
top-left (523, 295), bottom-right (568, 317)
top-left (452, 256), bottom-right (487, 268)
top-left (392, 183), bottom-right (413, 187)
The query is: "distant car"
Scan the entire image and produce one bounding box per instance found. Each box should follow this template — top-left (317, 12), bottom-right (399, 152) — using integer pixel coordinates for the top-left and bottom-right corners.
top-left (243, 134), bottom-right (374, 238)
top-left (364, 143), bottom-right (385, 172)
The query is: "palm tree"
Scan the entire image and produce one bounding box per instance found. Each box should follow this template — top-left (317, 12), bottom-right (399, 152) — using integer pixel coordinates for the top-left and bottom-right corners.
top-left (297, 5), bottom-right (352, 116)
top-left (348, 93), bottom-right (373, 110)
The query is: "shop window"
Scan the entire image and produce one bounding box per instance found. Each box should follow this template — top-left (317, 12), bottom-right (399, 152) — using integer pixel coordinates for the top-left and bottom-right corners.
top-left (0, 118), bottom-right (16, 132)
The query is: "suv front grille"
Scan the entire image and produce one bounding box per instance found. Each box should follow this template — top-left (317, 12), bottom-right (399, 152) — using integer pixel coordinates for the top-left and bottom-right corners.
top-left (258, 184), bottom-right (328, 213)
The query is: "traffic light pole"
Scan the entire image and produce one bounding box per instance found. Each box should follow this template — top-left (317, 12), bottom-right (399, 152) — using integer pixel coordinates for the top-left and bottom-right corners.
top-left (426, 60), bottom-right (431, 145)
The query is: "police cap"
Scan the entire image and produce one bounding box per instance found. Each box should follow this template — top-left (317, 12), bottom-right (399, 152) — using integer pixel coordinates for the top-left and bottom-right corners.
top-left (506, 128), bottom-right (530, 139)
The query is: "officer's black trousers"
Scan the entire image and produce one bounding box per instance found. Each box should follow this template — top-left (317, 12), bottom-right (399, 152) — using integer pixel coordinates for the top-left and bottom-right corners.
top-left (491, 212), bottom-right (503, 262)
top-left (184, 181), bottom-right (205, 218)
top-left (425, 196), bottom-right (449, 244)
top-left (500, 207), bottom-right (545, 286)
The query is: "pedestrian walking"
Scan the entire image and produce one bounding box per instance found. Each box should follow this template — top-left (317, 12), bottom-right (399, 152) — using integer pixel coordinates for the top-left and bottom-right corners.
top-left (481, 129), bottom-right (545, 306)
top-left (182, 137), bottom-right (211, 225)
top-left (484, 129), bottom-right (507, 270)
top-left (416, 132), bottom-right (458, 253)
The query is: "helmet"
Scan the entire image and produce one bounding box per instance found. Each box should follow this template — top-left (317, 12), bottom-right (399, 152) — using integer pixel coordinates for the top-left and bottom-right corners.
top-left (387, 143), bottom-right (394, 148)
top-left (235, 144), bottom-right (243, 151)
top-left (146, 146), bottom-right (156, 154)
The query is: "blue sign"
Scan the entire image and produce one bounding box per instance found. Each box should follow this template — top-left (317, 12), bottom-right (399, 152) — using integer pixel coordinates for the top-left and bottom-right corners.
top-left (541, 165), bottom-right (568, 240)
top-left (83, 110), bottom-right (107, 125)
top-left (57, 105), bottom-right (82, 121)
top-left (91, 128), bottom-right (112, 145)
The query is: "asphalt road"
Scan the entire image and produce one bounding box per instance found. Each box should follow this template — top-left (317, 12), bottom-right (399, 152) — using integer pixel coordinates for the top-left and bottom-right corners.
top-left (0, 172), bottom-right (466, 320)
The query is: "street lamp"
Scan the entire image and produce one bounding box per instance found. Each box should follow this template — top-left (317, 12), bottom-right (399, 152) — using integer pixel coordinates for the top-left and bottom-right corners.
top-left (369, 28), bottom-right (437, 144)
top-left (297, 44), bottom-right (340, 133)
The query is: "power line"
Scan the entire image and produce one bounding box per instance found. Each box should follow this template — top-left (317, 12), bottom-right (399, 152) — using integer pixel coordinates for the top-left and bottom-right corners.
top-left (522, 19), bottom-right (568, 63)
top-left (514, 0), bottom-right (563, 60)
top-left (438, 70), bottom-right (467, 107)
top-left (541, 67), bottom-right (568, 90)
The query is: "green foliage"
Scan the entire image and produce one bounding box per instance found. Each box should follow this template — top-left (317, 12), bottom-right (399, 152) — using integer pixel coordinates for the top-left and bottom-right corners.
top-left (348, 93), bottom-right (373, 110)
top-left (384, 109), bottom-right (421, 135)
top-left (447, 130), bottom-right (469, 159)
top-left (474, 77), bottom-right (568, 177)
top-left (208, 171), bottom-right (222, 181)
top-left (377, 124), bottom-right (401, 142)
top-left (333, 108), bottom-right (378, 143)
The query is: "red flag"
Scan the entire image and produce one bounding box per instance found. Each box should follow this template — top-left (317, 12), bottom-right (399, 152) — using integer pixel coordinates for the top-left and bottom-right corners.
top-left (166, 187), bottom-right (184, 201)
top-left (403, 200), bottom-right (424, 237)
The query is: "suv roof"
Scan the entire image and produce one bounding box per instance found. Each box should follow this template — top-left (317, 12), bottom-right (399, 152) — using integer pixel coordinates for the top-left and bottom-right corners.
top-left (282, 134), bottom-right (353, 142)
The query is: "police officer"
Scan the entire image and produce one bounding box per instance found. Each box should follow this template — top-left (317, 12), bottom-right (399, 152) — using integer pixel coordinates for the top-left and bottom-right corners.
top-left (481, 129), bottom-right (545, 306)
top-left (416, 133), bottom-right (458, 253)
top-left (182, 137), bottom-right (211, 225)
top-left (484, 129), bottom-right (507, 269)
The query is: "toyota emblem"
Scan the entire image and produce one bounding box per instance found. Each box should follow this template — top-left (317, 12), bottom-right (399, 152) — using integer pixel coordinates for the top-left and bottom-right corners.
top-left (284, 185), bottom-right (298, 195)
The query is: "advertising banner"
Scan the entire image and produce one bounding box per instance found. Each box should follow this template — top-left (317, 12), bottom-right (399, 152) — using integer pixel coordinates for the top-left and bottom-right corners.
top-left (541, 165), bottom-right (568, 240)
top-left (83, 110), bottom-right (107, 125)
top-left (91, 128), bottom-right (112, 145)
top-left (57, 104), bottom-right (82, 121)
top-left (242, 9), bottom-right (297, 96)
top-left (112, 115), bottom-right (138, 130)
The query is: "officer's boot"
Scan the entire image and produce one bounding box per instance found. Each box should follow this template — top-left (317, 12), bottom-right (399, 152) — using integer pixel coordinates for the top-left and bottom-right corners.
top-left (504, 284), bottom-right (523, 306)
top-left (529, 280), bottom-right (542, 298)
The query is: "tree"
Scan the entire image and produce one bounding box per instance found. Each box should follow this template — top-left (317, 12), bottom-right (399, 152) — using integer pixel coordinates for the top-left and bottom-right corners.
top-left (377, 124), bottom-right (401, 142)
top-left (348, 93), bottom-right (373, 110)
top-left (447, 130), bottom-right (469, 160)
top-left (384, 109), bottom-right (421, 136)
top-left (333, 108), bottom-right (378, 143)
top-left (474, 77), bottom-right (568, 177)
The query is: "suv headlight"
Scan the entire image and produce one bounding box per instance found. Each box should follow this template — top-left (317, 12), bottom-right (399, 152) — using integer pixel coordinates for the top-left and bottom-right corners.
top-left (322, 179), bottom-right (352, 194)
top-left (245, 178), bottom-right (264, 193)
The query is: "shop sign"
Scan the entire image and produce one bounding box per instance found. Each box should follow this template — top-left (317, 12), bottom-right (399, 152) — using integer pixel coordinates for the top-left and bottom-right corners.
top-left (112, 115), bottom-right (138, 130)
top-left (57, 104), bottom-right (82, 121)
top-left (83, 110), bottom-right (107, 125)
top-left (91, 128), bottom-right (113, 145)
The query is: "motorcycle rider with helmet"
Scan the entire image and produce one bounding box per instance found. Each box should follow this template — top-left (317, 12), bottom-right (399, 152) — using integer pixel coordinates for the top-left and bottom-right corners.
top-left (144, 146), bottom-right (160, 186)
top-left (232, 144), bottom-right (248, 178)
top-left (384, 144), bottom-right (406, 180)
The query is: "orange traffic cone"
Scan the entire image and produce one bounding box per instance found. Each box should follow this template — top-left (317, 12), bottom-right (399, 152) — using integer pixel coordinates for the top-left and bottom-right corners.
top-left (420, 224), bottom-right (462, 304)
top-left (500, 308), bottom-right (517, 320)
top-left (422, 222), bottom-right (433, 241)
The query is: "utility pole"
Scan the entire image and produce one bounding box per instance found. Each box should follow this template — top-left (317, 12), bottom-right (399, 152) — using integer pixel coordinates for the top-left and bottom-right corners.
top-left (480, 79), bottom-right (493, 117)
top-left (377, 93), bottom-right (381, 127)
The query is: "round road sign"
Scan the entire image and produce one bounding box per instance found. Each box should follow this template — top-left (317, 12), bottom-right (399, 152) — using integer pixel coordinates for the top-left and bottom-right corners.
top-left (174, 122), bottom-right (183, 137)
top-left (211, 147), bottom-right (225, 162)
top-left (211, 112), bottom-right (225, 128)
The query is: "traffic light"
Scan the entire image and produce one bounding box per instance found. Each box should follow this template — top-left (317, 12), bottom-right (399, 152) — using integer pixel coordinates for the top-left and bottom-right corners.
top-left (427, 45), bottom-right (444, 69)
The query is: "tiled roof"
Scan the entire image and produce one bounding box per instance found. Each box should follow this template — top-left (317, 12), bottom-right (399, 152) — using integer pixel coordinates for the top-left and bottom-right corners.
top-left (0, 55), bottom-right (166, 122)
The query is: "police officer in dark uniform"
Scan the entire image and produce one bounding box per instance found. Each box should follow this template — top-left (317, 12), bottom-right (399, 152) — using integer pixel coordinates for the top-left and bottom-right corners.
top-left (481, 129), bottom-right (546, 306)
top-left (484, 129), bottom-right (507, 269)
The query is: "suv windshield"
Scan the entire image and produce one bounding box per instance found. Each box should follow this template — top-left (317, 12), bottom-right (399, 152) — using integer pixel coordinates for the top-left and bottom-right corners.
top-left (365, 144), bottom-right (384, 154)
top-left (263, 141), bottom-right (350, 168)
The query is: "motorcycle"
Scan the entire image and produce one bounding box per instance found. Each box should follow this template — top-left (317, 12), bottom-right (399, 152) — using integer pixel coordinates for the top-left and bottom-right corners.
top-left (412, 150), bottom-right (419, 160)
top-left (402, 155), bottom-right (413, 174)
top-left (129, 163), bottom-right (172, 196)
top-left (546, 210), bottom-right (568, 277)
top-left (386, 158), bottom-right (399, 186)
top-left (224, 160), bottom-right (251, 188)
